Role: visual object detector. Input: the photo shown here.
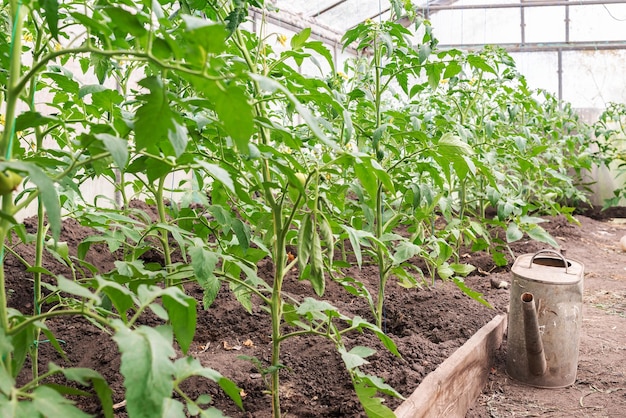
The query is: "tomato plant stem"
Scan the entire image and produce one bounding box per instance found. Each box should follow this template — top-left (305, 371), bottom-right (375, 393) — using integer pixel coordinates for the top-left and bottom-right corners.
top-left (155, 176), bottom-right (174, 287)
top-left (31, 200), bottom-right (45, 380)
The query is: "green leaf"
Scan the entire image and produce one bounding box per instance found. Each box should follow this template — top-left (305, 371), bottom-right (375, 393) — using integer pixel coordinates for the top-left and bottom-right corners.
top-left (189, 243), bottom-right (220, 309)
top-left (339, 346), bottom-right (370, 370)
top-left (468, 54), bottom-right (496, 74)
top-left (97, 279), bottom-right (135, 321)
top-left (53, 366), bottom-right (113, 418)
top-left (318, 214), bottom-right (334, 271)
top-left (40, 327), bottom-right (69, 362)
top-left (370, 159), bottom-right (395, 194)
top-left (56, 276), bottom-right (100, 303)
top-left (437, 132), bottom-right (474, 156)
top-left (231, 218), bottom-right (250, 252)
top-left (168, 121), bottom-right (189, 158)
top-left (492, 251), bottom-right (508, 267)
top-left (344, 226), bottom-right (365, 269)
top-left (295, 297), bottom-right (338, 316)
top-left (90, 53), bottom-right (110, 84)
top-left (0, 398), bottom-right (37, 417)
top-left (163, 293), bottom-right (197, 355)
top-left (525, 224), bottom-right (559, 247)
top-left (453, 278), bottom-right (492, 308)
top-left (135, 76), bottom-right (176, 154)
top-left (14, 111), bottom-right (57, 131)
top-left (94, 133), bottom-right (128, 168)
top-left (32, 386), bottom-right (91, 418)
top-left (426, 62), bottom-right (443, 89)
top-left (354, 159), bottom-right (378, 200)
top-left (354, 370), bottom-right (403, 398)
top-left (443, 60), bottom-right (462, 79)
top-left (209, 84), bottom-right (254, 152)
top-left (340, 346), bottom-right (377, 371)
top-left (0, 396), bottom-right (38, 418)
top-left (162, 399), bottom-right (186, 418)
top-left (172, 357), bottom-right (243, 410)
top-left (350, 317), bottom-right (400, 357)
top-left (291, 28), bottom-right (311, 49)
top-left (196, 161), bottom-right (235, 194)
top-left (40, 0), bottom-right (59, 39)
top-left (78, 84), bottom-right (108, 99)
top-left (225, 4), bottom-right (247, 34)
top-left (44, 71), bottom-right (79, 94)
top-left (297, 213), bottom-right (313, 272)
top-left (112, 324), bottom-right (176, 418)
top-left (418, 43), bottom-right (431, 64)
top-left (506, 223), bottom-right (524, 243)
top-left (437, 262), bottom-right (454, 280)
top-left (353, 381), bottom-right (396, 418)
top-left (0, 330), bottom-right (14, 394)
top-left (182, 16), bottom-right (229, 54)
top-left (450, 263), bottom-right (476, 276)
top-left (309, 228), bottom-right (325, 296)
top-left (105, 7), bottom-right (146, 37)
top-left (392, 241), bottom-right (421, 265)
top-left (305, 41), bottom-right (335, 73)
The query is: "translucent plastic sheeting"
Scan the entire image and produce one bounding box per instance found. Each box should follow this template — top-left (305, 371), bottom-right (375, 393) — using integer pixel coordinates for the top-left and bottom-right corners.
top-left (270, 0), bottom-right (394, 33)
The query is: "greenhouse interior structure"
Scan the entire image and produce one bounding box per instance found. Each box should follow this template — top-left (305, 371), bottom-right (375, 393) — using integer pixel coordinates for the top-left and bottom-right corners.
top-left (0, 1), bottom-right (625, 418)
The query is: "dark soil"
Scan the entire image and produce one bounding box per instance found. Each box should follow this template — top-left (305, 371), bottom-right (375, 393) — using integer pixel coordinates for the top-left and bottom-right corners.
top-left (6, 205), bottom-right (625, 417)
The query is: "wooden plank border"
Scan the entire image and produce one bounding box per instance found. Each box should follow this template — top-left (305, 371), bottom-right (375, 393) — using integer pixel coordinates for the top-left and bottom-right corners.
top-left (394, 314), bottom-right (508, 418)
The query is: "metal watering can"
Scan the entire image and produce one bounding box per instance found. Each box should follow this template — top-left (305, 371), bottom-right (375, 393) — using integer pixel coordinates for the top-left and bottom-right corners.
top-left (506, 249), bottom-right (584, 388)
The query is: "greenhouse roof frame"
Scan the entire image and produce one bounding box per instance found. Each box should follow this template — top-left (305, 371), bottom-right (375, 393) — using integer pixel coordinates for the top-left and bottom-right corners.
top-left (264, 0), bottom-right (626, 53)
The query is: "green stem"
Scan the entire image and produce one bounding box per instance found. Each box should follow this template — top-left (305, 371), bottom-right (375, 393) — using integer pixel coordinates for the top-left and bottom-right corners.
top-left (9, 309), bottom-right (106, 337)
top-left (0, 2), bottom-right (26, 359)
top-left (155, 176), bottom-right (174, 287)
top-left (31, 205), bottom-right (46, 380)
top-left (269, 228), bottom-right (285, 418)
top-left (13, 47), bottom-right (224, 100)
top-left (372, 33), bottom-right (387, 330)
top-left (374, 182), bottom-right (386, 330)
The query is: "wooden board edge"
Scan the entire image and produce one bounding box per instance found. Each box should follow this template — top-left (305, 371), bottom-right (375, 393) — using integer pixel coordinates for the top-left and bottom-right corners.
top-left (394, 313), bottom-right (508, 418)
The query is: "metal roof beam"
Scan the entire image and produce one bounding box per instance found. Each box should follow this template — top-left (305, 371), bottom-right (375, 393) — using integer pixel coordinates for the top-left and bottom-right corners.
top-left (439, 40), bottom-right (626, 52)
top-left (419, 0), bottom-right (626, 12)
top-left (314, 0), bottom-right (349, 17)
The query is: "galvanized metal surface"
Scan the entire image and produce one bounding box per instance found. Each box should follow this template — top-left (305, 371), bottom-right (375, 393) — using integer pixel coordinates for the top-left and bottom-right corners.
top-left (506, 250), bottom-right (584, 388)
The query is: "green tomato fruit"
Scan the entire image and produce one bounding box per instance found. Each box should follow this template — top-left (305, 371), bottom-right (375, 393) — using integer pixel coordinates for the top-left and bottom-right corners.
top-left (0, 171), bottom-right (22, 195)
top-left (294, 172), bottom-right (307, 187)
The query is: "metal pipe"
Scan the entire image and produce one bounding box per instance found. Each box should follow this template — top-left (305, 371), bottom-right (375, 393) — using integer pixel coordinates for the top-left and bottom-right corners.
top-left (437, 40), bottom-right (626, 52)
top-left (419, 0), bottom-right (626, 12)
top-left (248, 7), bottom-right (351, 53)
top-left (315, 0), bottom-right (349, 17)
top-left (521, 292), bottom-right (547, 377)
top-left (565, 0), bottom-right (570, 43)
top-left (557, 48), bottom-right (563, 103)
top-left (520, 1), bottom-right (526, 45)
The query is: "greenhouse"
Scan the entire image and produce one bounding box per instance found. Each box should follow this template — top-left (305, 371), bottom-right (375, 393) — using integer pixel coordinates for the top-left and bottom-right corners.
top-left (0, 1), bottom-right (624, 417)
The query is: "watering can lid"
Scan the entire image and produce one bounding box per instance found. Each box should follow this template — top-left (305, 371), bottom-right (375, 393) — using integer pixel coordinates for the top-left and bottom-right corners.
top-left (512, 250), bottom-right (584, 285)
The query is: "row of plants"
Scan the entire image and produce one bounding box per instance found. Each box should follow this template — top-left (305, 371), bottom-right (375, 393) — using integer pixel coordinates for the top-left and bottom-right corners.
top-left (0, 0), bottom-right (621, 417)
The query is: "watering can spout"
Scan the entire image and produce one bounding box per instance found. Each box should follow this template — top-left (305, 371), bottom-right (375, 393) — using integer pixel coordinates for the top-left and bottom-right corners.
top-left (521, 292), bottom-right (547, 376)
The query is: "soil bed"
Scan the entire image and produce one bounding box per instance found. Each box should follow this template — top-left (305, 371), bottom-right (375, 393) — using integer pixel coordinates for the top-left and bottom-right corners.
top-left (6, 208), bottom-right (625, 417)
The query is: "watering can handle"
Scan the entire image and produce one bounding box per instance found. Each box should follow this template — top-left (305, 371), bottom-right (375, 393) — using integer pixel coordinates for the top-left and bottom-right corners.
top-left (528, 249), bottom-right (568, 273)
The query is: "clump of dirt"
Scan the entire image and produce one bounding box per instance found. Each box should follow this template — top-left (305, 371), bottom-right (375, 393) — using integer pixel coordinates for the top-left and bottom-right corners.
top-left (5, 206), bottom-right (625, 417)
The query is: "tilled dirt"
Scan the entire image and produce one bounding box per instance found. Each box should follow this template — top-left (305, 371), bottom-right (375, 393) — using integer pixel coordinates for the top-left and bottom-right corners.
top-left (5, 207), bottom-right (625, 417)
